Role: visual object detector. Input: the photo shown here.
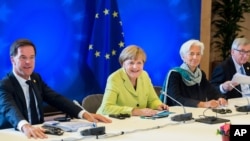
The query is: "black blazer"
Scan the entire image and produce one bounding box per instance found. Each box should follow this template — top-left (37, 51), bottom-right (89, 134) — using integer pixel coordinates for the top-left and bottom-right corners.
top-left (0, 72), bottom-right (82, 129)
top-left (162, 70), bottom-right (225, 107)
top-left (210, 57), bottom-right (250, 99)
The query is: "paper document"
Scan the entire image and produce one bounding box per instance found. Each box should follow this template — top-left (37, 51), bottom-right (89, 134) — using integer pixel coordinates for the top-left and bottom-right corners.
top-left (43, 121), bottom-right (93, 132)
top-left (232, 73), bottom-right (250, 84)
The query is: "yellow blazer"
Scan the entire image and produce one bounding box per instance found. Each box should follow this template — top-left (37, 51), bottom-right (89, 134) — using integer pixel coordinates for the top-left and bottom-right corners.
top-left (97, 68), bottom-right (162, 115)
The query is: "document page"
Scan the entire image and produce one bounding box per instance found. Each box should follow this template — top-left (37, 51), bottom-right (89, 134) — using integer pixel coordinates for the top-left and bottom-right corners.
top-left (232, 73), bottom-right (250, 84)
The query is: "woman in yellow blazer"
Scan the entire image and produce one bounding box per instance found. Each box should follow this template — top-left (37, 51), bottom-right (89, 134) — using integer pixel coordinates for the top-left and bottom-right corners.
top-left (97, 45), bottom-right (168, 116)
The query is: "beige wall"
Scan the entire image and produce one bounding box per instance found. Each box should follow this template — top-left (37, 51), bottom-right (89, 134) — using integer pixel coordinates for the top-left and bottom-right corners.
top-left (200, 0), bottom-right (211, 78)
top-left (200, 0), bottom-right (250, 79)
top-left (240, 13), bottom-right (250, 40)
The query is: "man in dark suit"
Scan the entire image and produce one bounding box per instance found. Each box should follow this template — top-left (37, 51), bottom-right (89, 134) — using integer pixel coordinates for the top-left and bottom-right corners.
top-left (0, 39), bottom-right (111, 139)
top-left (211, 37), bottom-right (250, 99)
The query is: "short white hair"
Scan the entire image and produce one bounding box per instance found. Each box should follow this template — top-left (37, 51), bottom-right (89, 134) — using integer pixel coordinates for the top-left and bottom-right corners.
top-left (179, 39), bottom-right (204, 61)
top-left (231, 37), bottom-right (250, 49)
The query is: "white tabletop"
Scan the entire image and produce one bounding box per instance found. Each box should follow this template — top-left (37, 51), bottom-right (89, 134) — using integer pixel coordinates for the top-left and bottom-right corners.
top-left (0, 97), bottom-right (249, 141)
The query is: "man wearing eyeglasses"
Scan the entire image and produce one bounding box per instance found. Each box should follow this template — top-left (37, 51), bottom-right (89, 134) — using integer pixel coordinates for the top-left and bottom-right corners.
top-left (210, 37), bottom-right (250, 99)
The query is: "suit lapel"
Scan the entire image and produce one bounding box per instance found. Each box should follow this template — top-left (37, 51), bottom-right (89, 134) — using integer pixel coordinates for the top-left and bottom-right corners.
top-left (8, 73), bottom-right (29, 119)
top-left (120, 69), bottom-right (137, 96)
top-left (228, 57), bottom-right (237, 78)
top-left (244, 64), bottom-right (250, 76)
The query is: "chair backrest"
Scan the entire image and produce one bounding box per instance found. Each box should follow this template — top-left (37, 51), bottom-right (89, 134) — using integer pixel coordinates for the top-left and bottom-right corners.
top-left (154, 86), bottom-right (162, 97)
top-left (82, 94), bottom-right (103, 113)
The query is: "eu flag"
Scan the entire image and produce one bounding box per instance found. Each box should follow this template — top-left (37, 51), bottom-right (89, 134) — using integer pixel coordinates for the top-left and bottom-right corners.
top-left (87, 0), bottom-right (125, 93)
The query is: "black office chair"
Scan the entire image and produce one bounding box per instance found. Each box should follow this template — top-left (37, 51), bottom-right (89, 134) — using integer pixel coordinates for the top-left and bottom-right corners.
top-left (81, 94), bottom-right (103, 113)
top-left (154, 86), bottom-right (162, 97)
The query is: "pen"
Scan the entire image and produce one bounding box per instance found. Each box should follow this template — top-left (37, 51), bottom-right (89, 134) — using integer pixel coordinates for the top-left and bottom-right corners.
top-left (93, 123), bottom-right (97, 127)
top-left (140, 116), bottom-right (155, 120)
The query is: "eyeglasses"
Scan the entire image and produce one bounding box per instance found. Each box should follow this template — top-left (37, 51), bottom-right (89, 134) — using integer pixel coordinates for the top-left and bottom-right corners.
top-left (212, 108), bottom-right (232, 114)
top-left (234, 48), bottom-right (250, 56)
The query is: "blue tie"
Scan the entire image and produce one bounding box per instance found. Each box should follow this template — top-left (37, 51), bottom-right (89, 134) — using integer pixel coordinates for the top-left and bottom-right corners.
top-left (240, 66), bottom-right (245, 75)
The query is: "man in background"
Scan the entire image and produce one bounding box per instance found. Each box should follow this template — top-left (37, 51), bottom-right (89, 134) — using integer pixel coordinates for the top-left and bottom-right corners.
top-left (210, 37), bottom-right (250, 99)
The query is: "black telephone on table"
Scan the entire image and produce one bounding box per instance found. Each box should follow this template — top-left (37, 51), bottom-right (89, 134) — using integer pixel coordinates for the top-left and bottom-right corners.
top-left (109, 113), bottom-right (130, 119)
top-left (42, 125), bottom-right (64, 135)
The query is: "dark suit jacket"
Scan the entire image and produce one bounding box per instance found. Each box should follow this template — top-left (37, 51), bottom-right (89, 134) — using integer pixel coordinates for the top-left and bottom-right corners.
top-left (210, 57), bottom-right (250, 99)
top-left (0, 72), bottom-right (82, 129)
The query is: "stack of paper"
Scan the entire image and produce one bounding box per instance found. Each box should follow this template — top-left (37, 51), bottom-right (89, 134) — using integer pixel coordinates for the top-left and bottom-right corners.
top-left (232, 73), bottom-right (250, 84)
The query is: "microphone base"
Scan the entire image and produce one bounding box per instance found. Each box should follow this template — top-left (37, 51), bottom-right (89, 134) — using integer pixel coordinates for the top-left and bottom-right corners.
top-left (235, 105), bottom-right (250, 112)
top-left (171, 112), bottom-right (192, 122)
top-left (80, 126), bottom-right (105, 136)
top-left (195, 117), bottom-right (230, 124)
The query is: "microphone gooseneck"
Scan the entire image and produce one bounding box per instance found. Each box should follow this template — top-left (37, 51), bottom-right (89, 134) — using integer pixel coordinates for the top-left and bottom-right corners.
top-left (73, 100), bottom-right (97, 127)
top-left (229, 84), bottom-right (250, 113)
top-left (161, 90), bottom-right (186, 113)
top-left (73, 100), bottom-right (106, 138)
top-left (160, 90), bottom-right (193, 122)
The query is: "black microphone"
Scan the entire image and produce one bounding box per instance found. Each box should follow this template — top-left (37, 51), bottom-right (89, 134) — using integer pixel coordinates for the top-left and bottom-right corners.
top-left (73, 100), bottom-right (105, 138)
top-left (229, 84), bottom-right (250, 113)
top-left (160, 91), bottom-right (193, 122)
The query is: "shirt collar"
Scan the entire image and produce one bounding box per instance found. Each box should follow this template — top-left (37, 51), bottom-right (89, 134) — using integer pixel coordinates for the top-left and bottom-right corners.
top-left (12, 70), bottom-right (30, 86)
top-left (232, 57), bottom-right (243, 72)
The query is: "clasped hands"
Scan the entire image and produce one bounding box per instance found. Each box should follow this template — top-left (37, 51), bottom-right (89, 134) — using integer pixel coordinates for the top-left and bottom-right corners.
top-left (132, 103), bottom-right (169, 116)
top-left (203, 98), bottom-right (228, 108)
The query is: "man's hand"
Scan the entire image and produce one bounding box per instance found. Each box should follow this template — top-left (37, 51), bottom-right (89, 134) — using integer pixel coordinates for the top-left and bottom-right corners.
top-left (83, 112), bottom-right (112, 123)
top-left (222, 81), bottom-right (239, 91)
top-left (21, 123), bottom-right (47, 139)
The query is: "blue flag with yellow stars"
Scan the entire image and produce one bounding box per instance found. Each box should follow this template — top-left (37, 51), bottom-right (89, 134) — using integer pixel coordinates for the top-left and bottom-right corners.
top-left (87, 0), bottom-right (125, 93)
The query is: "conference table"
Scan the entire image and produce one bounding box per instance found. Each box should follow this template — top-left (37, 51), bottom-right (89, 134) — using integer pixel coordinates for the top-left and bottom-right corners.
top-left (0, 97), bottom-right (249, 141)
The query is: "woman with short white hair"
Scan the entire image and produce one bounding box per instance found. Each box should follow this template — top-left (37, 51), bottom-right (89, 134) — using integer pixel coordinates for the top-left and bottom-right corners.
top-left (160, 39), bottom-right (227, 108)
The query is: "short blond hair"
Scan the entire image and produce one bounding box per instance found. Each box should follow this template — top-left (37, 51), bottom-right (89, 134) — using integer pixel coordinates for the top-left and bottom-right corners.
top-left (119, 45), bottom-right (146, 66)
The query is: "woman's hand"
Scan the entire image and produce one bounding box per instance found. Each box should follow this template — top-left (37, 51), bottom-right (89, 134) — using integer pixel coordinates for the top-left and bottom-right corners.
top-left (157, 103), bottom-right (169, 111)
top-left (218, 98), bottom-right (228, 106)
top-left (199, 98), bottom-right (227, 108)
top-left (198, 100), bottom-right (219, 108)
top-left (132, 108), bottom-right (157, 116)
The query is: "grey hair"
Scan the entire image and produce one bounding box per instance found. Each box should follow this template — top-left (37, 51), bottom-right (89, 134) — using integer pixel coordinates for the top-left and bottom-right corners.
top-left (231, 37), bottom-right (250, 50)
top-left (179, 39), bottom-right (204, 61)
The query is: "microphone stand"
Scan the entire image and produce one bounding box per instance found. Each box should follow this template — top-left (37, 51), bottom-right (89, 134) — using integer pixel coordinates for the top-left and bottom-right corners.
top-left (73, 100), bottom-right (105, 138)
top-left (230, 84), bottom-right (250, 114)
top-left (161, 91), bottom-right (193, 122)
